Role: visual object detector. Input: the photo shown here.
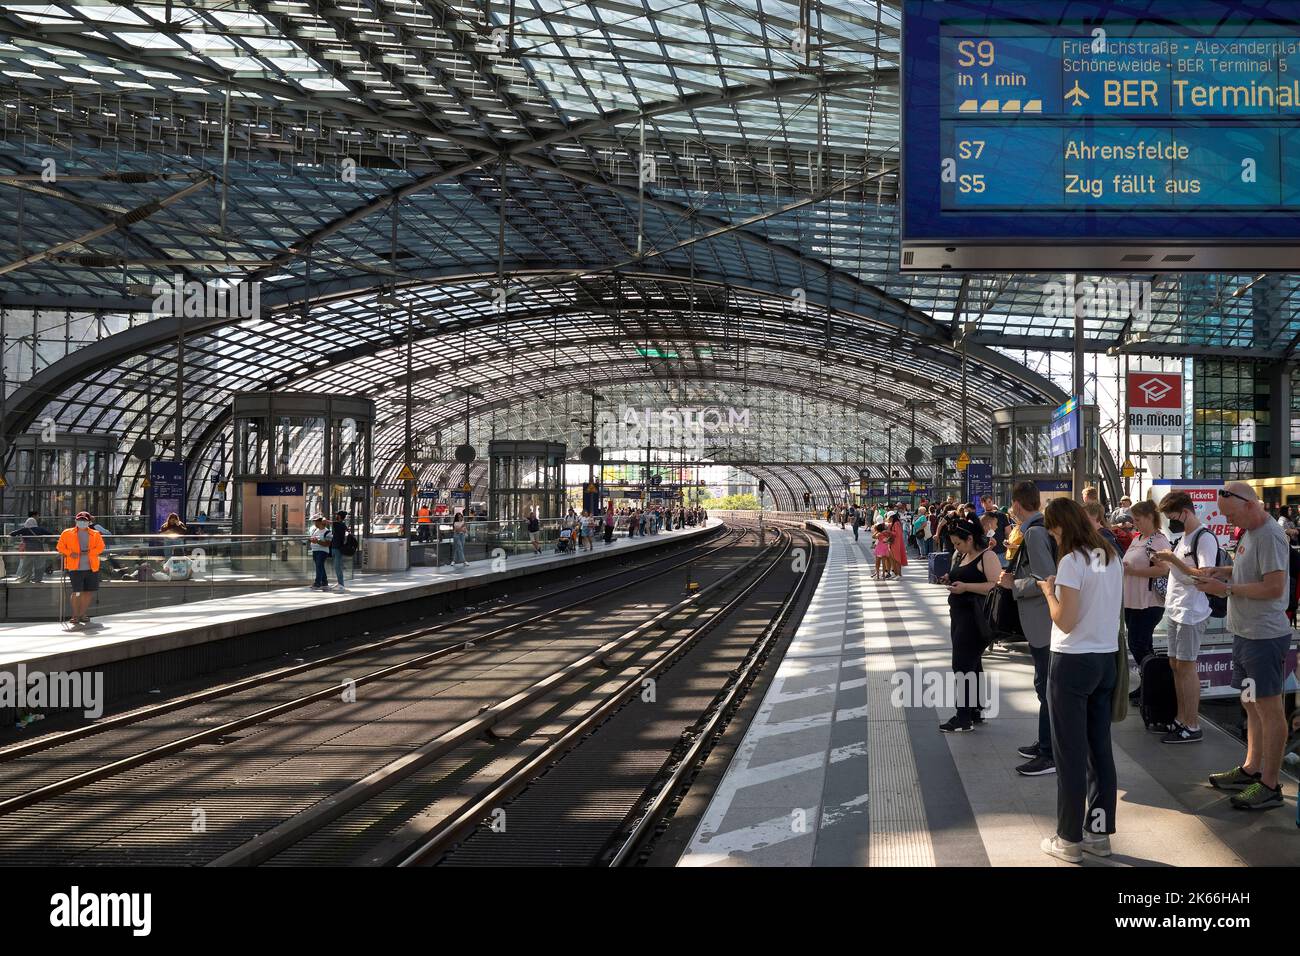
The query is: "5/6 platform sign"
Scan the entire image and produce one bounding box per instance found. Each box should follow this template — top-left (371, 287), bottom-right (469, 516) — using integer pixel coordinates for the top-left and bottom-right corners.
top-left (901, 1), bottom-right (1300, 271)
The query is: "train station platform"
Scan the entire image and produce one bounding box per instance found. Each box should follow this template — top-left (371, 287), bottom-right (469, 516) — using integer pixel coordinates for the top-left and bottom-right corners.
top-left (0, 520), bottom-right (721, 701)
top-left (680, 521), bottom-right (1296, 867)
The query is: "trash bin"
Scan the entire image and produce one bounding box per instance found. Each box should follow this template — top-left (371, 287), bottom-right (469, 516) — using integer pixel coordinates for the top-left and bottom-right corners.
top-left (362, 538), bottom-right (409, 572)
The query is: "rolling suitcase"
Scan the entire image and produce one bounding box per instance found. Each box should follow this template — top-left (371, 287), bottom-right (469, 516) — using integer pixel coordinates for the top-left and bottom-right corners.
top-left (927, 551), bottom-right (951, 584)
top-left (1138, 654), bottom-right (1177, 730)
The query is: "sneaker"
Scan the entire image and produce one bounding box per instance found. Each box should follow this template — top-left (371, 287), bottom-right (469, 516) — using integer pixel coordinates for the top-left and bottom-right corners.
top-left (1162, 724), bottom-right (1203, 744)
top-left (1017, 741), bottom-right (1040, 759)
top-left (1208, 765), bottom-right (1261, 792)
top-left (1080, 832), bottom-right (1112, 857)
top-left (332, 585), bottom-right (347, 593)
top-left (1146, 721), bottom-right (1175, 734)
top-left (939, 716), bottom-right (974, 733)
top-left (1041, 835), bottom-right (1082, 863)
top-left (1016, 754), bottom-right (1057, 776)
top-left (1230, 781), bottom-right (1284, 810)
top-left (971, 711), bottom-right (986, 725)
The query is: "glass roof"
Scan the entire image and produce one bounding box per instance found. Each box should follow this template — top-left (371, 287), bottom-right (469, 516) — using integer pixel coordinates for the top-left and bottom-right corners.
top-left (0, 0), bottom-right (1289, 503)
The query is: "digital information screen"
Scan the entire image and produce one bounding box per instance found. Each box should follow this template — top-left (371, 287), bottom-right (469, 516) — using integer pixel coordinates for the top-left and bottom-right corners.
top-left (901, 1), bottom-right (1300, 271)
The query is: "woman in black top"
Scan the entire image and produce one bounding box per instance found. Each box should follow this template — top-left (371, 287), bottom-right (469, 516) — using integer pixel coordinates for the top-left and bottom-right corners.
top-left (941, 518), bottom-right (1002, 733)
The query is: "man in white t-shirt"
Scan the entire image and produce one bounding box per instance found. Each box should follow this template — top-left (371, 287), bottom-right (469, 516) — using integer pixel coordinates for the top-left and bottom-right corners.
top-left (1151, 490), bottom-right (1219, 744)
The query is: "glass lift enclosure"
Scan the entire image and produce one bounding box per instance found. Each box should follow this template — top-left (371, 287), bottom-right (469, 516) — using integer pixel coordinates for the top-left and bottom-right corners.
top-left (231, 392), bottom-right (374, 540)
top-left (487, 440), bottom-right (566, 522)
top-left (992, 405), bottom-right (1102, 505)
top-left (8, 432), bottom-right (115, 524)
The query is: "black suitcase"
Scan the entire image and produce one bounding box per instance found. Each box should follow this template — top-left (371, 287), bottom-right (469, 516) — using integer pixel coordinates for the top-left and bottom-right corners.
top-left (1138, 654), bottom-right (1177, 730)
top-left (928, 551), bottom-right (951, 584)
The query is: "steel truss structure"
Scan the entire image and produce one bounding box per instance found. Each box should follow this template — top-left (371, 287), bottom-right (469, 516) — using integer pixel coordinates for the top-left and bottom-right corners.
top-left (0, 0), bottom-right (1286, 509)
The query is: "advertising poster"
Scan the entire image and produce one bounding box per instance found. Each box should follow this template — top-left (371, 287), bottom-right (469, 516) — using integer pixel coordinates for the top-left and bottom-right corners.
top-left (1150, 478), bottom-right (1231, 548)
top-left (1127, 372), bottom-right (1184, 436)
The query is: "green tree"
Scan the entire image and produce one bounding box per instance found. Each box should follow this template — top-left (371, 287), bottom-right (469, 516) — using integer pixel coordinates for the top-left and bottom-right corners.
top-left (713, 492), bottom-right (760, 510)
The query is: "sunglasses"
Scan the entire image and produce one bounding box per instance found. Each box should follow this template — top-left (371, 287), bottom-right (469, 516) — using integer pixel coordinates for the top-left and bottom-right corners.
top-left (1217, 489), bottom-right (1251, 502)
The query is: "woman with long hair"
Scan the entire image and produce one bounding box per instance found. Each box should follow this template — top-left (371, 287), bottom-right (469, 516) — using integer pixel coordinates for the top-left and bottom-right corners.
top-left (1037, 497), bottom-right (1122, 863)
top-left (888, 510), bottom-right (909, 578)
top-left (940, 518), bottom-right (1002, 732)
top-left (1120, 500), bottom-right (1168, 695)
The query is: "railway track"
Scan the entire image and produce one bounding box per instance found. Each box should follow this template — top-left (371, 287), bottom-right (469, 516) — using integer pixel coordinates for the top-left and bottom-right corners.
top-left (0, 523), bottom-right (771, 865)
top-left (220, 519), bottom-right (826, 867)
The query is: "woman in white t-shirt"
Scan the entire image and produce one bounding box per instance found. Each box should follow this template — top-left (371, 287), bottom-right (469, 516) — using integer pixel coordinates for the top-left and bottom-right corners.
top-left (1036, 497), bottom-right (1123, 864)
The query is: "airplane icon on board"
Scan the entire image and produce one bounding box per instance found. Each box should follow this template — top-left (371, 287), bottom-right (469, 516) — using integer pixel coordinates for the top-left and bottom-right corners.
top-left (1065, 81), bottom-right (1089, 107)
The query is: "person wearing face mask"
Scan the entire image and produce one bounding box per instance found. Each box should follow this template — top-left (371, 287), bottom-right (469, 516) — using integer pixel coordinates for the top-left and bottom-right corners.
top-left (56, 511), bottom-right (105, 629)
top-left (1149, 491), bottom-right (1219, 744)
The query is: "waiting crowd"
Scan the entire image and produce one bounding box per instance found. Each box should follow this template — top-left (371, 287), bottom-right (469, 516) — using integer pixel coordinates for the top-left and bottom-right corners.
top-left (846, 481), bottom-right (1298, 863)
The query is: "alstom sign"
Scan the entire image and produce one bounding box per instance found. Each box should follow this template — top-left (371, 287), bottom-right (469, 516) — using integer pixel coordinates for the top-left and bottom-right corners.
top-left (1127, 372), bottom-right (1183, 435)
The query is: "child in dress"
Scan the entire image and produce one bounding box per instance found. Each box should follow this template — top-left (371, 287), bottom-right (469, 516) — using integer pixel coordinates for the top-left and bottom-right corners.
top-left (872, 522), bottom-right (890, 579)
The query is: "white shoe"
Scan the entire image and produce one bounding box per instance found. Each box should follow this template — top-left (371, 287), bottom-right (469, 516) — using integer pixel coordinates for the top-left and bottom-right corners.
top-left (1041, 835), bottom-right (1083, 863)
top-left (332, 585), bottom-right (347, 592)
top-left (1080, 832), bottom-right (1111, 857)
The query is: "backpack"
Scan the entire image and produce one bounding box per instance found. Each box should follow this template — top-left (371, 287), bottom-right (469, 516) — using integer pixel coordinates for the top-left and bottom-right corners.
top-left (1012, 516), bottom-right (1057, 581)
top-left (341, 532), bottom-right (359, 557)
top-left (1187, 527), bottom-right (1228, 618)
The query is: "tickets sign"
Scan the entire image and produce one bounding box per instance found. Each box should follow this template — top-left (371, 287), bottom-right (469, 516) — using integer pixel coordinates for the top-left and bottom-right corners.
top-left (1128, 372), bottom-right (1184, 435)
top-left (1150, 479), bottom-right (1232, 548)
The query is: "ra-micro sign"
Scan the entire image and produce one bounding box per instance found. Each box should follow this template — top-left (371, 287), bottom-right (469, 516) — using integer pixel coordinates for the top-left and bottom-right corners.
top-left (900, 0), bottom-right (1300, 272)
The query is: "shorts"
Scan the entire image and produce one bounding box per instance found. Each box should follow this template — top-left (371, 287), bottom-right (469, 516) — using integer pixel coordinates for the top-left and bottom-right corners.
top-left (1231, 633), bottom-right (1292, 699)
top-left (529, 531), bottom-right (540, 543)
top-left (68, 569), bottom-right (100, 593)
top-left (1167, 619), bottom-right (1207, 662)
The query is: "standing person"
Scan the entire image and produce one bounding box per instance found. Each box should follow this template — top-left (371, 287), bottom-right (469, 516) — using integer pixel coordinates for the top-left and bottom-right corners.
top-left (56, 511), bottom-right (105, 629)
top-left (579, 510), bottom-right (592, 551)
top-left (888, 511), bottom-right (909, 578)
top-left (309, 515), bottom-right (331, 591)
top-left (1083, 502), bottom-right (1121, 557)
top-left (851, 506), bottom-right (862, 542)
top-left (451, 509), bottom-right (468, 567)
top-left (417, 503), bottom-right (432, 542)
top-left (1036, 498), bottom-right (1122, 863)
top-left (1192, 483), bottom-right (1291, 809)
top-left (1151, 490), bottom-right (1219, 743)
top-left (11, 514), bottom-right (51, 583)
top-left (913, 506), bottom-right (931, 557)
top-left (604, 504), bottom-right (615, 545)
top-left (527, 507), bottom-right (542, 555)
top-left (940, 518), bottom-right (1002, 732)
top-left (1110, 496), bottom-right (1134, 525)
top-left (980, 494), bottom-right (1010, 552)
top-left (871, 522), bottom-right (890, 579)
top-left (329, 510), bottom-right (351, 590)
top-left (998, 480), bottom-right (1058, 776)
top-left (1120, 500), bottom-right (1170, 703)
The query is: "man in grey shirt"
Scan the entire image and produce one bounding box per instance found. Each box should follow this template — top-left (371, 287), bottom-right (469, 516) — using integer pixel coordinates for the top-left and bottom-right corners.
top-left (1193, 482), bottom-right (1292, 810)
top-left (997, 480), bottom-right (1059, 776)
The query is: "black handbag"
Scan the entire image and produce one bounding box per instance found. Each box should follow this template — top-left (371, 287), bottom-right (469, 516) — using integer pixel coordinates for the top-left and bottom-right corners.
top-left (984, 585), bottom-right (1023, 643)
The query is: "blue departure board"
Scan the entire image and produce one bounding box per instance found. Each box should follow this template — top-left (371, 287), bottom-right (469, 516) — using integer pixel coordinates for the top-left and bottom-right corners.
top-left (901, 1), bottom-right (1300, 272)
